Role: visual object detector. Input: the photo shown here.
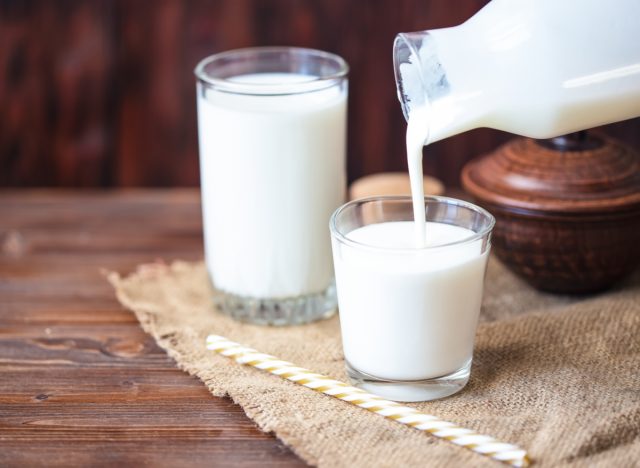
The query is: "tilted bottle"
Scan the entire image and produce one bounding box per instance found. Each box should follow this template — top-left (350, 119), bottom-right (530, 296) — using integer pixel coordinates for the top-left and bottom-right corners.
top-left (393, 0), bottom-right (640, 145)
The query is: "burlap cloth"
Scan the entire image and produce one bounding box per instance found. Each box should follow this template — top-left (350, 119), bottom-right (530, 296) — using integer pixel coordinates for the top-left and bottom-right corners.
top-left (109, 258), bottom-right (640, 467)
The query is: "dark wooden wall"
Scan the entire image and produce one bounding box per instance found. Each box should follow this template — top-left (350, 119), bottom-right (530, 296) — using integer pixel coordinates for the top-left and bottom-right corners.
top-left (1, 0), bottom-right (639, 188)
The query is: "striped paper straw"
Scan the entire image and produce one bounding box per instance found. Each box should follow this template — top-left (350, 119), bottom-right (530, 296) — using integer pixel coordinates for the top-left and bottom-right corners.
top-left (206, 334), bottom-right (530, 467)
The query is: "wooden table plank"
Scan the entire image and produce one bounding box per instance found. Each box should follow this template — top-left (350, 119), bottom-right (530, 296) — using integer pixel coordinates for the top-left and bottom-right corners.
top-left (0, 189), bottom-right (307, 467)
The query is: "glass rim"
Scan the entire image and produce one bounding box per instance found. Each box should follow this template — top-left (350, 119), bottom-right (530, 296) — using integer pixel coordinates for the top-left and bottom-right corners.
top-left (194, 46), bottom-right (349, 96)
top-left (329, 195), bottom-right (496, 254)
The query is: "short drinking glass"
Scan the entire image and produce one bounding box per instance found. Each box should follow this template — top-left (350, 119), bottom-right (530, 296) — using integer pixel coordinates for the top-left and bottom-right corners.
top-left (330, 196), bottom-right (495, 401)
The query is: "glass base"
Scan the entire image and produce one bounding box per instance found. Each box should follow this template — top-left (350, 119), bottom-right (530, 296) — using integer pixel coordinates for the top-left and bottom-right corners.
top-left (345, 359), bottom-right (471, 402)
top-left (213, 282), bottom-right (337, 326)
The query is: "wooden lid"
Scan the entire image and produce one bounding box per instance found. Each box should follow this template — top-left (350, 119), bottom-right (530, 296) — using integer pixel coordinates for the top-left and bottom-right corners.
top-left (461, 134), bottom-right (640, 214)
top-left (349, 172), bottom-right (445, 200)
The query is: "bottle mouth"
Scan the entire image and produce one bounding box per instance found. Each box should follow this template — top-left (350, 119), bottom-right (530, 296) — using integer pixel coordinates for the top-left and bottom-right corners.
top-left (393, 32), bottom-right (430, 121)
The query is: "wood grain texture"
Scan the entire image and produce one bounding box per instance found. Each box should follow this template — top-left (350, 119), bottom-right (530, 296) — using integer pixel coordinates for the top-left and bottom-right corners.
top-left (0, 189), bottom-right (307, 467)
top-left (1, 0), bottom-right (639, 189)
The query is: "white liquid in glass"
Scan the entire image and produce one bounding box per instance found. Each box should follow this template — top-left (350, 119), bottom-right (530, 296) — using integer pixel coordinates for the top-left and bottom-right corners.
top-left (334, 221), bottom-right (488, 381)
top-left (197, 73), bottom-right (346, 298)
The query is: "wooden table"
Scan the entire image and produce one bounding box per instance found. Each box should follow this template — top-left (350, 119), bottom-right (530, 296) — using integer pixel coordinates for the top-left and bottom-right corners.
top-left (0, 190), bottom-right (306, 467)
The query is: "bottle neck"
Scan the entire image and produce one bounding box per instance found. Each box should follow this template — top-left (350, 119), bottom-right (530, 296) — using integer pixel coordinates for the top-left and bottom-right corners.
top-left (393, 31), bottom-right (446, 121)
top-left (394, 26), bottom-right (490, 144)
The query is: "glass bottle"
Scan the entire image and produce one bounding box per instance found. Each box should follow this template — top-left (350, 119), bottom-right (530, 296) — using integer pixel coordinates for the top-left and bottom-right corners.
top-left (394, 0), bottom-right (640, 145)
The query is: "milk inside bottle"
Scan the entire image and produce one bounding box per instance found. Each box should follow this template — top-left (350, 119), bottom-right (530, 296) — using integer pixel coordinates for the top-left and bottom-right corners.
top-left (394, 0), bottom-right (640, 145)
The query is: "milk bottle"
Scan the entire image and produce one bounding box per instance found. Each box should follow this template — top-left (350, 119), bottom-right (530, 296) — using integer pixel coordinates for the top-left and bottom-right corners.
top-left (394, 0), bottom-right (640, 145)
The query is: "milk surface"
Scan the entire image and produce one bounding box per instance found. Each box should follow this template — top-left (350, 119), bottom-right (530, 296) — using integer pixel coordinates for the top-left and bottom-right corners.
top-left (197, 73), bottom-right (346, 298)
top-left (333, 221), bottom-right (488, 381)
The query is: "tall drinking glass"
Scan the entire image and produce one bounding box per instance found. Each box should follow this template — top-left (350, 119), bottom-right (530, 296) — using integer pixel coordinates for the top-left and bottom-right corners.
top-left (195, 47), bottom-right (348, 325)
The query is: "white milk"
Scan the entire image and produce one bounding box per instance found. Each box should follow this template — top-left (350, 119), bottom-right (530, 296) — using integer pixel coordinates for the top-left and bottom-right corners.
top-left (197, 73), bottom-right (346, 298)
top-left (333, 221), bottom-right (488, 381)
top-left (405, 106), bottom-right (431, 247)
top-left (397, 0), bottom-right (640, 145)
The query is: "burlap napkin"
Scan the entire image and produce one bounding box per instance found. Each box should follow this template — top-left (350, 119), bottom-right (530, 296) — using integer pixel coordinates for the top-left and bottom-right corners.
top-left (109, 258), bottom-right (640, 467)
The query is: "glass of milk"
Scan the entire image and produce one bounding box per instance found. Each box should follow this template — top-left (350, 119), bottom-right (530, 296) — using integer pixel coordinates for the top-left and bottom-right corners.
top-left (195, 47), bottom-right (348, 325)
top-left (330, 196), bottom-right (495, 402)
